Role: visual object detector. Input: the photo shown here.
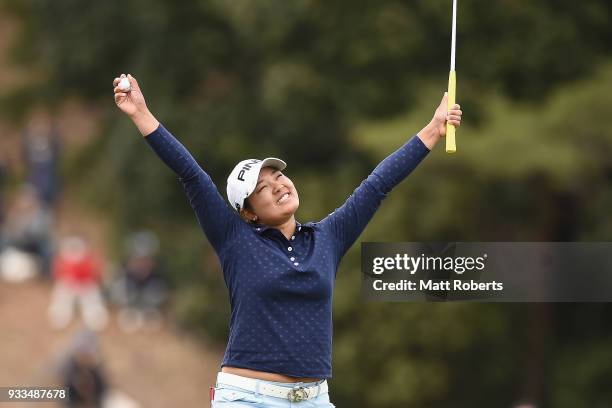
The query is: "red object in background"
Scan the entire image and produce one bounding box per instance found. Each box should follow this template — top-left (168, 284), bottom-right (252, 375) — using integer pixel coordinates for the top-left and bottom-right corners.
top-left (53, 251), bottom-right (102, 285)
top-left (210, 386), bottom-right (215, 404)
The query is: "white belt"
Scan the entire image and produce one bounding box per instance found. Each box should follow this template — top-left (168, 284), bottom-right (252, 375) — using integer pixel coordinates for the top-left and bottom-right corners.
top-left (216, 372), bottom-right (328, 402)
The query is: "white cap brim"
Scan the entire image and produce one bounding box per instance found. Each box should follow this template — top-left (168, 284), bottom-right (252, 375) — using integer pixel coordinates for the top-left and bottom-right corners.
top-left (260, 157), bottom-right (287, 172)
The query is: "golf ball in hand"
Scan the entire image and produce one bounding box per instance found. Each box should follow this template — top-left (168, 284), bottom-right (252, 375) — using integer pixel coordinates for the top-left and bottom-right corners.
top-left (118, 77), bottom-right (131, 92)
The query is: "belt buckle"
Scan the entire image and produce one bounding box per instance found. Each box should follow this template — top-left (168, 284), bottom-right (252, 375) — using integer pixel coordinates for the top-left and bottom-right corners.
top-left (287, 386), bottom-right (309, 402)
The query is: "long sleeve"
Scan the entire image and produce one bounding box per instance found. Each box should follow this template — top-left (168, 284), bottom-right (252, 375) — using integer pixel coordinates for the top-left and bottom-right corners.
top-left (321, 135), bottom-right (430, 256)
top-left (144, 124), bottom-right (241, 255)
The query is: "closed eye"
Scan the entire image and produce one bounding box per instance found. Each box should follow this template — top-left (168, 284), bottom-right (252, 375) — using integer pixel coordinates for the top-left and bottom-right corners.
top-left (257, 172), bottom-right (282, 193)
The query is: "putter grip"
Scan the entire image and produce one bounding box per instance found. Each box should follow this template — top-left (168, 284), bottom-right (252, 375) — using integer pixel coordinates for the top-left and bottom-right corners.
top-left (446, 70), bottom-right (457, 153)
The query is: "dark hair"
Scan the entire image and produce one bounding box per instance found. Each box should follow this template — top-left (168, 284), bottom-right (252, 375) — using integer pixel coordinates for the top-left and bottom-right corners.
top-left (241, 197), bottom-right (257, 224)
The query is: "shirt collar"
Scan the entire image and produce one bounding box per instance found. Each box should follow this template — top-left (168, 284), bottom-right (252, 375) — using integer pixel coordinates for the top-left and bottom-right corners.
top-left (251, 220), bottom-right (315, 235)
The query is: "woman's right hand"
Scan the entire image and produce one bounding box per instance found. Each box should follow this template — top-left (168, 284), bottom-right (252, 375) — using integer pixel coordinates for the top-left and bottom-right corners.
top-left (113, 74), bottom-right (147, 118)
top-left (113, 74), bottom-right (159, 136)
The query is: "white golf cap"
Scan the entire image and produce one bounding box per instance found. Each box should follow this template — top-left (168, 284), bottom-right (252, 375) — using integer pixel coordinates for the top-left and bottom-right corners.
top-left (227, 158), bottom-right (287, 212)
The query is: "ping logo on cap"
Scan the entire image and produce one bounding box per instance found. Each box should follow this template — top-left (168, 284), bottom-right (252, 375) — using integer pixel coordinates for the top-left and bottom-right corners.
top-left (237, 159), bottom-right (261, 181)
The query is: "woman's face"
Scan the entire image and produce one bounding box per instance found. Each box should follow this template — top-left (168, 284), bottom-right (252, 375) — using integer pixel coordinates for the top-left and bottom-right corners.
top-left (245, 166), bottom-right (299, 225)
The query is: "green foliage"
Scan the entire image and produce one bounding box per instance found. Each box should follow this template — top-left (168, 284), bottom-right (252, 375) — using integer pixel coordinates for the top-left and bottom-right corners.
top-left (551, 339), bottom-right (612, 408)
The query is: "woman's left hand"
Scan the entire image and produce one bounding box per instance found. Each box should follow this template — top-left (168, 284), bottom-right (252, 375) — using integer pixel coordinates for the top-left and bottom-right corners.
top-left (432, 92), bottom-right (462, 137)
top-left (418, 92), bottom-right (463, 149)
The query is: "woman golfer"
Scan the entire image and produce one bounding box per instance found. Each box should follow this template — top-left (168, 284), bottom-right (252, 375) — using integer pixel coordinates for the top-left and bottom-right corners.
top-left (113, 73), bottom-right (462, 407)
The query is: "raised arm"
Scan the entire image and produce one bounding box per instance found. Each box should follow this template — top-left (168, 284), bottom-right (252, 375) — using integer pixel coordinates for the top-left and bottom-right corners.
top-left (112, 74), bottom-right (241, 254)
top-left (322, 93), bottom-right (462, 256)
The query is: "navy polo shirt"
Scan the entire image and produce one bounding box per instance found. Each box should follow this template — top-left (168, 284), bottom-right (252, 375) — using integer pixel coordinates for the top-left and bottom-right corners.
top-left (145, 124), bottom-right (429, 378)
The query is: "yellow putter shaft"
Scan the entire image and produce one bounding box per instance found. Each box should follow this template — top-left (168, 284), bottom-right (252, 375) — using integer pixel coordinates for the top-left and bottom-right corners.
top-left (446, 70), bottom-right (456, 153)
top-left (446, 0), bottom-right (458, 154)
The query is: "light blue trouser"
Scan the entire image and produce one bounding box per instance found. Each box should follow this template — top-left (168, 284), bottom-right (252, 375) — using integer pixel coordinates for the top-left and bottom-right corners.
top-left (212, 376), bottom-right (336, 407)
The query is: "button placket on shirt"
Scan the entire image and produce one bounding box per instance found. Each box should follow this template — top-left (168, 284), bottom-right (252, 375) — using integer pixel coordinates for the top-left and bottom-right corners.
top-left (287, 245), bottom-right (299, 266)
top-left (288, 226), bottom-right (301, 266)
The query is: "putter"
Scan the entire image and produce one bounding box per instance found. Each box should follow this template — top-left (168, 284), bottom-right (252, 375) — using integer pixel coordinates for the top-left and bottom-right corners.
top-left (446, 0), bottom-right (458, 153)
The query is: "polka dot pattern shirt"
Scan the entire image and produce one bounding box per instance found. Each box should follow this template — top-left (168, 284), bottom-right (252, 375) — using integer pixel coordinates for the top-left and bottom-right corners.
top-left (145, 124), bottom-right (430, 378)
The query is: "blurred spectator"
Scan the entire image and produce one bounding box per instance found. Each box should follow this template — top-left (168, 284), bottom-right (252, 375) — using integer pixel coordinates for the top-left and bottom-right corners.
top-left (0, 152), bottom-right (6, 234)
top-left (22, 112), bottom-right (61, 209)
top-left (60, 330), bottom-right (141, 408)
top-left (0, 153), bottom-right (7, 258)
top-left (111, 231), bottom-right (167, 333)
top-left (47, 235), bottom-right (109, 331)
top-left (62, 330), bottom-right (108, 408)
top-left (0, 184), bottom-right (53, 279)
top-left (0, 247), bottom-right (39, 283)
